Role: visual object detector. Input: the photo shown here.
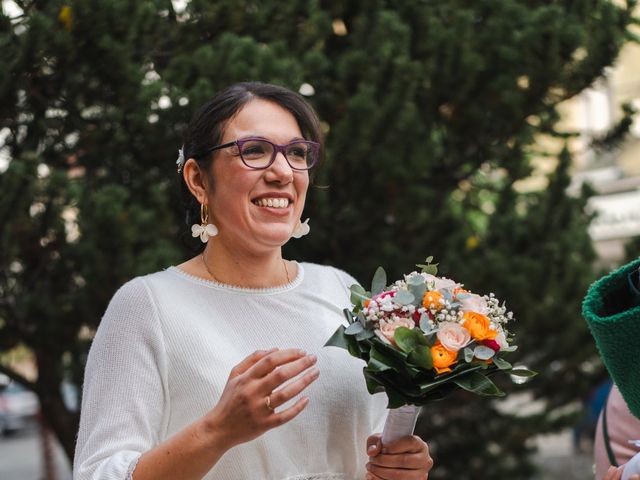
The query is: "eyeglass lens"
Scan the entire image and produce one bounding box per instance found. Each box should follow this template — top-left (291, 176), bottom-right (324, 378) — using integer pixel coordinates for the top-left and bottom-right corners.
top-left (239, 140), bottom-right (316, 169)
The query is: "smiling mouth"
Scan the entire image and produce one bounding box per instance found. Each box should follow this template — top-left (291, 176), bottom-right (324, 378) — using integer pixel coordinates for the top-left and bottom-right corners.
top-left (252, 198), bottom-right (291, 209)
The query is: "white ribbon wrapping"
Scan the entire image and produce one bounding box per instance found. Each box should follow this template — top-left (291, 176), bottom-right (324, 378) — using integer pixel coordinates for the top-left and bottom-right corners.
top-left (622, 451), bottom-right (640, 480)
top-left (381, 404), bottom-right (421, 445)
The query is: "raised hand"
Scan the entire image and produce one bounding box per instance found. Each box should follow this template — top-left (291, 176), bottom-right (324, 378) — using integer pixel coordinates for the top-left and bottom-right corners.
top-left (205, 348), bottom-right (320, 447)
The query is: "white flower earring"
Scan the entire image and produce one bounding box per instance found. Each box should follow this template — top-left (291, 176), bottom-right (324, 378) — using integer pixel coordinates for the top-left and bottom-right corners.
top-left (292, 218), bottom-right (310, 239)
top-left (191, 203), bottom-right (218, 243)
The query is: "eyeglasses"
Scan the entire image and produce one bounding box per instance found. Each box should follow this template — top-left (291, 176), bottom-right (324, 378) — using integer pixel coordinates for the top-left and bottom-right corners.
top-left (196, 137), bottom-right (320, 170)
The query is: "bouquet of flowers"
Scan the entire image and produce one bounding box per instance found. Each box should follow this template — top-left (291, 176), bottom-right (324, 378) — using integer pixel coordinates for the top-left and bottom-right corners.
top-left (325, 257), bottom-right (535, 443)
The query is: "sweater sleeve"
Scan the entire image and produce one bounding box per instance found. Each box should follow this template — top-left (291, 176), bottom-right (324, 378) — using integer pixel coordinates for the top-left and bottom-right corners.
top-left (73, 277), bottom-right (168, 480)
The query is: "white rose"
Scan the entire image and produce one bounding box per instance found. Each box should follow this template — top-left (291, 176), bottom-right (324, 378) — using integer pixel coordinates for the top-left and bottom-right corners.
top-left (422, 273), bottom-right (459, 291)
top-left (459, 294), bottom-right (489, 315)
top-left (436, 321), bottom-right (471, 352)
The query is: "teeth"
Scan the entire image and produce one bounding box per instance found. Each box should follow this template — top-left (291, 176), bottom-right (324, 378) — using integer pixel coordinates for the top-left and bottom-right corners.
top-left (254, 198), bottom-right (290, 208)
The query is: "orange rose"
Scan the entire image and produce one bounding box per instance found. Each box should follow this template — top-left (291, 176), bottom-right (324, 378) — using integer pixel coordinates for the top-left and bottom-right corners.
top-left (431, 343), bottom-right (458, 374)
top-left (462, 311), bottom-right (497, 341)
top-left (422, 291), bottom-right (444, 311)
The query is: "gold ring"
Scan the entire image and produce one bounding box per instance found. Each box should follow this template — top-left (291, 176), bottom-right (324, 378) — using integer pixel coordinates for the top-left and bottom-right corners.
top-left (265, 395), bottom-right (274, 411)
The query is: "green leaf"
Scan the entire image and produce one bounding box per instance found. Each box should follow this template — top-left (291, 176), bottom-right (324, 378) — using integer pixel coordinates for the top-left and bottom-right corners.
top-left (493, 356), bottom-right (512, 370)
top-left (394, 290), bottom-right (415, 305)
top-left (371, 267), bottom-right (387, 296)
top-left (367, 346), bottom-right (394, 372)
top-left (509, 368), bottom-right (537, 378)
top-left (426, 256), bottom-right (434, 263)
top-left (324, 325), bottom-right (349, 350)
top-left (453, 371), bottom-right (505, 397)
top-left (407, 345), bottom-right (433, 369)
top-left (394, 327), bottom-right (428, 353)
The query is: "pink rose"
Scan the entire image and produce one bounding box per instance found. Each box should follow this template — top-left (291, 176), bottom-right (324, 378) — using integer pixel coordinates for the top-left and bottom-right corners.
top-left (436, 321), bottom-right (471, 352)
top-left (378, 317), bottom-right (415, 346)
top-left (459, 294), bottom-right (488, 315)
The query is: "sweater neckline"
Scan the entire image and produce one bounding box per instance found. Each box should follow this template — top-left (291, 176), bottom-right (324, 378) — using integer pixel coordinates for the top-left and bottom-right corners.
top-left (166, 261), bottom-right (304, 295)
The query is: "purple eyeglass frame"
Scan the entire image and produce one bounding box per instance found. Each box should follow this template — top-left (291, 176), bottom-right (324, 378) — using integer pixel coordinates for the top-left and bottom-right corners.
top-left (195, 137), bottom-right (320, 170)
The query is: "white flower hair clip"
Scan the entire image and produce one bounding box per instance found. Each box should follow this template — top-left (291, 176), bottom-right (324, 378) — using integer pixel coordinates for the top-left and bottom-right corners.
top-left (176, 147), bottom-right (185, 173)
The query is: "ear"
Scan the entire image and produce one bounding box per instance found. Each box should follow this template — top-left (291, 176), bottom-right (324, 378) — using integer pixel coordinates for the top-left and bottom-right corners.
top-left (182, 158), bottom-right (210, 204)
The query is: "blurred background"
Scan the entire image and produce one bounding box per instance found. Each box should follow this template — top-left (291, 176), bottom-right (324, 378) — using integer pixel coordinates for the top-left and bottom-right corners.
top-left (1, 0), bottom-right (639, 478)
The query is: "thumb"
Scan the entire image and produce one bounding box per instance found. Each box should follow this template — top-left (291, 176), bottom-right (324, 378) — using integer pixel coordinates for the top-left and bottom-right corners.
top-left (367, 434), bottom-right (382, 457)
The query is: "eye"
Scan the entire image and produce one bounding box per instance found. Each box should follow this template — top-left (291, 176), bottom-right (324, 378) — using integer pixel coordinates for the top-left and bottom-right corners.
top-left (287, 144), bottom-right (308, 159)
top-left (241, 140), bottom-right (270, 159)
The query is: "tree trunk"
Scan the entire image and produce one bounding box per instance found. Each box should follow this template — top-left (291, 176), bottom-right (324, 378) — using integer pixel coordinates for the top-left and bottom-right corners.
top-left (35, 348), bottom-right (80, 463)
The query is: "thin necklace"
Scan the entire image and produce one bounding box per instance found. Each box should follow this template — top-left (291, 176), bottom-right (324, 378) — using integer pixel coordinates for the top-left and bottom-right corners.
top-left (201, 252), bottom-right (291, 285)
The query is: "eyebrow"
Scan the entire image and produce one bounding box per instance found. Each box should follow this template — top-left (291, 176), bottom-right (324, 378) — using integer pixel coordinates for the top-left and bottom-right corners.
top-left (237, 134), bottom-right (306, 142)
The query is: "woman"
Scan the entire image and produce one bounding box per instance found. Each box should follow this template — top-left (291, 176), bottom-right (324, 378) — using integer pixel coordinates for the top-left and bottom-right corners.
top-left (73, 82), bottom-right (433, 480)
top-left (583, 258), bottom-right (640, 480)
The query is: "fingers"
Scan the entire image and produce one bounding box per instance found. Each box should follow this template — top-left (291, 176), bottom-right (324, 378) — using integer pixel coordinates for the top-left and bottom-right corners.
top-left (248, 348), bottom-right (309, 379)
top-left (368, 451), bottom-right (428, 470)
top-left (268, 364), bottom-right (320, 409)
top-left (365, 463), bottom-right (428, 480)
top-left (367, 434), bottom-right (382, 457)
top-left (604, 466), bottom-right (623, 480)
top-left (379, 435), bottom-right (427, 455)
top-left (229, 349), bottom-right (277, 378)
top-left (366, 435), bottom-right (433, 480)
top-left (266, 395), bottom-right (310, 427)
top-left (261, 353), bottom-right (318, 393)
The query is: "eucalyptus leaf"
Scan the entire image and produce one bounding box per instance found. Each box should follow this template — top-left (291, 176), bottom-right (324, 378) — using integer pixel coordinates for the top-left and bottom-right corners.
top-left (453, 371), bottom-right (505, 397)
top-left (409, 282), bottom-right (427, 306)
top-left (350, 284), bottom-right (369, 307)
top-left (407, 275), bottom-right (425, 286)
top-left (473, 345), bottom-right (496, 360)
top-left (407, 345), bottom-right (433, 369)
top-left (342, 308), bottom-right (355, 324)
top-left (464, 347), bottom-right (474, 363)
top-left (394, 290), bottom-right (415, 305)
top-left (344, 322), bottom-right (364, 335)
top-left (394, 327), bottom-right (428, 353)
top-left (501, 345), bottom-right (518, 352)
top-left (426, 256), bottom-right (434, 263)
top-left (419, 314), bottom-right (433, 333)
top-left (355, 329), bottom-right (375, 341)
top-left (371, 267), bottom-right (387, 296)
top-left (493, 357), bottom-right (512, 370)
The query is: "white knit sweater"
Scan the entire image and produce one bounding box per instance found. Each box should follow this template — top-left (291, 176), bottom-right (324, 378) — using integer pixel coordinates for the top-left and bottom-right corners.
top-left (73, 262), bottom-right (388, 480)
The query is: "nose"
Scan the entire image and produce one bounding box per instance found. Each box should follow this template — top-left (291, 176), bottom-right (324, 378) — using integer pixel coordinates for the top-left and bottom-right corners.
top-left (265, 150), bottom-right (294, 184)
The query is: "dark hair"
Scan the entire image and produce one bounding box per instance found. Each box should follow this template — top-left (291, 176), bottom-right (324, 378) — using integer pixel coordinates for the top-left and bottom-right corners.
top-left (179, 82), bottom-right (324, 231)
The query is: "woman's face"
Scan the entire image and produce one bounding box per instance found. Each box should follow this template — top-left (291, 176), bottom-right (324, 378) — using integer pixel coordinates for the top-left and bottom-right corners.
top-left (206, 98), bottom-right (310, 255)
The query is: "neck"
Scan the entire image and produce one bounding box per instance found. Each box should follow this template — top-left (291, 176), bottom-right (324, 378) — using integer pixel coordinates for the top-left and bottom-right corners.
top-left (201, 241), bottom-right (291, 288)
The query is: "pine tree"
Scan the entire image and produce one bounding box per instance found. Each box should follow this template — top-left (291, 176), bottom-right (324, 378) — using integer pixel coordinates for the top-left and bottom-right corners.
top-left (0, 0), bottom-right (636, 475)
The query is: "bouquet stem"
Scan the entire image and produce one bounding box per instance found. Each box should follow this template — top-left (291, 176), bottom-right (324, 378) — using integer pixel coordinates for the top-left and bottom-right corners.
top-left (381, 404), bottom-right (421, 445)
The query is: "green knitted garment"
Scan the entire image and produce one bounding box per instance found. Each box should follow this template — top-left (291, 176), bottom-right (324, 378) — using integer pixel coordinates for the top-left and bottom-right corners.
top-left (582, 257), bottom-right (640, 419)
